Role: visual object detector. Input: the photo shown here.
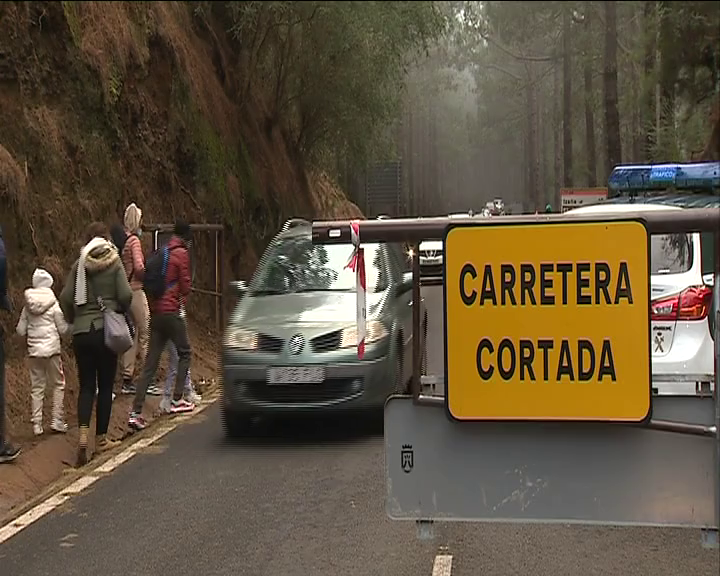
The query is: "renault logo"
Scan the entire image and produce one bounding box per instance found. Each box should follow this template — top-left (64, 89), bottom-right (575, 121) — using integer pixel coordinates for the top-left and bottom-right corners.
top-left (288, 334), bottom-right (305, 355)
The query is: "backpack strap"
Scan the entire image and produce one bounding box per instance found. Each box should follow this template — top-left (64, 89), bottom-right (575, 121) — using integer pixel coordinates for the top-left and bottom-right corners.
top-left (161, 244), bottom-right (183, 289)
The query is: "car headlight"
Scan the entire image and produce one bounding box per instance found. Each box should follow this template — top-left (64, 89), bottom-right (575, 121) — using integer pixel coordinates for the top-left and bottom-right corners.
top-left (340, 320), bottom-right (388, 348)
top-left (224, 328), bottom-right (258, 351)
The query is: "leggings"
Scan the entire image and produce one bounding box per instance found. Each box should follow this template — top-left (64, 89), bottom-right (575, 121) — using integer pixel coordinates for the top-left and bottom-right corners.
top-left (73, 326), bottom-right (117, 435)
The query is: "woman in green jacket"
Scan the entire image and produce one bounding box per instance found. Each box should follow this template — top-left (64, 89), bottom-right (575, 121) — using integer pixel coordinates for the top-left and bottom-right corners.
top-left (60, 222), bottom-right (133, 467)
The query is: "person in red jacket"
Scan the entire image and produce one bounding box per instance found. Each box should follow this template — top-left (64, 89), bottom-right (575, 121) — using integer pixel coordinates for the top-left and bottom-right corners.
top-left (128, 221), bottom-right (195, 430)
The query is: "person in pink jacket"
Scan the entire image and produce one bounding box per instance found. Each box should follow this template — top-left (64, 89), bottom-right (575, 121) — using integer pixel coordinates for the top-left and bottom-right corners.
top-left (119, 203), bottom-right (158, 396)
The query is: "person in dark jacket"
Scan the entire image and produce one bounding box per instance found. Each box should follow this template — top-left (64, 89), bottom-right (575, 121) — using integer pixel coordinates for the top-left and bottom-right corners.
top-left (60, 222), bottom-right (133, 467)
top-left (128, 221), bottom-right (195, 430)
top-left (109, 222), bottom-right (127, 254)
top-left (0, 224), bottom-right (21, 463)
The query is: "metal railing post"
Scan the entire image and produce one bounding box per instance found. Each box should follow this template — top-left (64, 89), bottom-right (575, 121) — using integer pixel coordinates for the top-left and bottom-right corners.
top-left (411, 242), bottom-right (421, 400)
top-left (214, 230), bottom-right (220, 333)
top-left (219, 228), bottom-right (226, 332)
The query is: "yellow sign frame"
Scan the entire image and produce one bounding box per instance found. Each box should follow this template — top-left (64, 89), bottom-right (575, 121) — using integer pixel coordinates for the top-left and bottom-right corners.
top-left (443, 219), bottom-right (651, 423)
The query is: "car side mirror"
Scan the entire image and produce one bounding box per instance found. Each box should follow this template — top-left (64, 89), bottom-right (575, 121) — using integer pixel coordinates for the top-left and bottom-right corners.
top-left (396, 272), bottom-right (413, 296)
top-left (230, 280), bottom-right (248, 296)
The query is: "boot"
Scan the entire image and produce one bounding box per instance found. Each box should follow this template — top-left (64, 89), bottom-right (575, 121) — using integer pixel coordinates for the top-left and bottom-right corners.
top-left (95, 434), bottom-right (120, 453)
top-left (76, 425), bottom-right (89, 467)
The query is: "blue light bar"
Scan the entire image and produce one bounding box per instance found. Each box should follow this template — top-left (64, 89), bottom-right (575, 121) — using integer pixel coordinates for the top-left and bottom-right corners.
top-left (608, 162), bottom-right (720, 193)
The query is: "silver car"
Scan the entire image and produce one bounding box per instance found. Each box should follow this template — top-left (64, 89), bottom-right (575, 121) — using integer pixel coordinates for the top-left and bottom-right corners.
top-left (221, 221), bottom-right (428, 436)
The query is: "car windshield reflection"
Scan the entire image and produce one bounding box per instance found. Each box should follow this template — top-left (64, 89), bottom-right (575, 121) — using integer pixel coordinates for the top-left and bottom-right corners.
top-left (249, 236), bottom-right (387, 295)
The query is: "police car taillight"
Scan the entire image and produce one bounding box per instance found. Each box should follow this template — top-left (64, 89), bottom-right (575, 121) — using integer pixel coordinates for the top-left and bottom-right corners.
top-left (651, 286), bottom-right (713, 321)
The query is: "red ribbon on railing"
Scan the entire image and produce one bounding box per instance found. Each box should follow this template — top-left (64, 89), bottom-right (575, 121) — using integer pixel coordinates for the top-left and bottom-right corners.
top-left (345, 220), bottom-right (366, 359)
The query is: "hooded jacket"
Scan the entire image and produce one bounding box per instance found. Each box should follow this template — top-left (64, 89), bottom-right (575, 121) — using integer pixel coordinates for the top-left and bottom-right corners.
top-left (121, 203), bottom-right (145, 291)
top-left (16, 269), bottom-right (69, 357)
top-left (59, 238), bottom-right (133, 336)
top-left (0, 224), bottom-right (10, 312)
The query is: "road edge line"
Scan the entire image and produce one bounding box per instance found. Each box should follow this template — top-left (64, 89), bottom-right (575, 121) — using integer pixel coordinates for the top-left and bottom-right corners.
top-left (432, 554), bottom-right (453, 576)
top-left (0, 396), bottom-right (217, 546)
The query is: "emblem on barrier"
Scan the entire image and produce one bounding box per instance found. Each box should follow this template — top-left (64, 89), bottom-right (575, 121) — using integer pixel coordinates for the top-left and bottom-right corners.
top-left (401, 444), bottom-right (414, 473)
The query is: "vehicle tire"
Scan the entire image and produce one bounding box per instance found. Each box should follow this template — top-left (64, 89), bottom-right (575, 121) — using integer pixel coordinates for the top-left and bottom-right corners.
top-left (222, 408), bottom-right (253, 439)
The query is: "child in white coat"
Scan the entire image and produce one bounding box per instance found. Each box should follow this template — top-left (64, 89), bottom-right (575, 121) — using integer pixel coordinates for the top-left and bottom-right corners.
top-left (16, 268), bottom-right (69, 435)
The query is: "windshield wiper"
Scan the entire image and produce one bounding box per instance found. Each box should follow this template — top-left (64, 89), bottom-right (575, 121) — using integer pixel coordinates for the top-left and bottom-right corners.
top-left (250, 289), bottom-right (288, 296)
top-left (293, 287), bottom-right (353, 293)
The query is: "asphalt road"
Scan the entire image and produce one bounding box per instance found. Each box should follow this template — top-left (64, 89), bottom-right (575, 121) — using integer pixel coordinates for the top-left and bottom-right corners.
top-left (0, 286), bottom-right (718, 576)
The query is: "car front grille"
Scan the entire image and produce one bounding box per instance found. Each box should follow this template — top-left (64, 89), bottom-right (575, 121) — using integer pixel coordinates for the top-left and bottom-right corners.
top-left (258, 333), bottom-right (284, 353)
top-left (240, 378), bottom-right (363, 403)
top-left (311, 330), bottom-right (342, 353)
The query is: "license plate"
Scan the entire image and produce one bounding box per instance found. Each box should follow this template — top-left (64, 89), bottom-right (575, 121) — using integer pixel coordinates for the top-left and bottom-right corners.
top-left (267, 366), bottom-right (325, 385)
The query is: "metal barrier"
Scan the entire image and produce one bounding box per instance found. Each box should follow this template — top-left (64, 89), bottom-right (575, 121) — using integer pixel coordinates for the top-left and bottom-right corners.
top-left (144, 223), bottom-right (226, 332)
top-left (313, 208), bottom-right (720, 550)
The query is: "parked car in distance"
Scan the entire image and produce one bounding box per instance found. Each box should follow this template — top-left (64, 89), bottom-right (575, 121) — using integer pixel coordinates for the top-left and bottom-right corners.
top-left (221, 220), bottom-right (428, 436)
top-left (566, 200), bottom-right (715, 396)
top-left (419, 212), bottom-right (475, 276)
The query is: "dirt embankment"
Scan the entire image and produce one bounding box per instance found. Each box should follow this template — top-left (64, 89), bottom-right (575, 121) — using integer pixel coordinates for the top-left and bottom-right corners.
top-left (0, 1), bottom-right (362, 519)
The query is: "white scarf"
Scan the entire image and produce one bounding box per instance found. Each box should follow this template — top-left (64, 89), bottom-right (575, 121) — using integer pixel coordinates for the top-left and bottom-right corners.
top-left (75, 236), bottom-right (111, 306)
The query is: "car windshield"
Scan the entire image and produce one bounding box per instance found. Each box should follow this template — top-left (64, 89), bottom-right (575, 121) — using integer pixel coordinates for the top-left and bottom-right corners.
top-left (651, 233), bottom-right (693, 275)
top-left (249, 235), bottom-right (387, 295)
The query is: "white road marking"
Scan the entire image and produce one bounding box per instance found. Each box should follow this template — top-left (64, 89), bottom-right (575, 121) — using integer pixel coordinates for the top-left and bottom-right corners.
top-left (0, 397), bottom-right (216, 546)
top-left (60, 475), bottom-right (99, 495)
top-left (432, 554), bottom-right (453, 576)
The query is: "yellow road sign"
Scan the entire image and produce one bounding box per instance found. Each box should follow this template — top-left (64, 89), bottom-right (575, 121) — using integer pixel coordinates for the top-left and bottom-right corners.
top-left (443, 220), bottom-right (650, 422)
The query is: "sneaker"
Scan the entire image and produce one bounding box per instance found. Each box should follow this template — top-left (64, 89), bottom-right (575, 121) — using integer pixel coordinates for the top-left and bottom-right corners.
top-left (0, 442), bottom-right (21, 464)
top-left (51, 419), bottom-right (68, 434)
top-left (170, 399), bottom-right (195, 414)
top-left (146, 384), bottom-right (163, 396)
top-left (128, 412), bottom-right (147, 431)
top-left (184, 390), bottom-right (202, 404)
top-left (33, 423), bottom-right (43, 436)
top-left (121, 379), bottom-right (136, 395)
top-left (159, 397), bottom-right (172, 414)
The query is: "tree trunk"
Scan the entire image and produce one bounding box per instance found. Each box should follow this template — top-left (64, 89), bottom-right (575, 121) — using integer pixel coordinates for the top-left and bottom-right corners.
top-left (630, 1), bottom-right (644, 162)
top-left (553, 62), bottom-right (562, 208)
top-left (654, 2), bottom-right (662, 155)
top-left (700, 103), bottom-right (720, 161)
top-left (658, 1), bottom-right (677, 160)
top-left (429, 100), bottom-right (438, 214)
top-left (603, 0), bottom-right (622, 177)
top-left (562, 7), bottom-right (573, 187)
top-left (582, 2), bottom-right (597, 187)
top-left (539, 82), bottom-right (549, 206)
top-left (642, 0), bottom-right (656, 160)
top-left (405, 100), bottom-right (414, 214)
top-left (527, 79), bottom-right (540, 212)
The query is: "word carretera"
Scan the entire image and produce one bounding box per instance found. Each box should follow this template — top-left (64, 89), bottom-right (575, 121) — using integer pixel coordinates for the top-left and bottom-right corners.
top-left (459, 261), bottom-right (636, 383)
